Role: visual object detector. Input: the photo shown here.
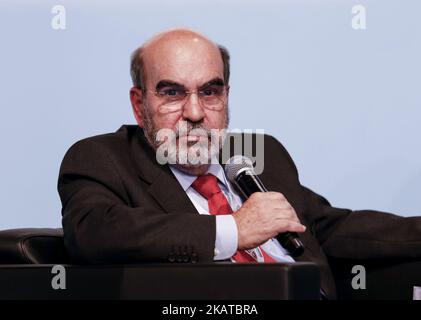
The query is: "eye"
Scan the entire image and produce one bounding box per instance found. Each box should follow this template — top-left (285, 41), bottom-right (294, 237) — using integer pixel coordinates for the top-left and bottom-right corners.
top-left (200, 86), bottom-right (221, 97)
top-left (202, 89), bottom-right (214, 96)
top-left (160, 88), bottom-right (182, 96)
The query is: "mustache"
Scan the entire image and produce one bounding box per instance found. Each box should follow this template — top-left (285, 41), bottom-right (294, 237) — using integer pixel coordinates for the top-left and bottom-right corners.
top-left (174, 122), bottom-right (212, 139)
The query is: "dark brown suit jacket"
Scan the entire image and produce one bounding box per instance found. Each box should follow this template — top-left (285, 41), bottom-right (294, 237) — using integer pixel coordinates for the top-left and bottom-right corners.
top-left (58, 125), bottom-right (421, 299)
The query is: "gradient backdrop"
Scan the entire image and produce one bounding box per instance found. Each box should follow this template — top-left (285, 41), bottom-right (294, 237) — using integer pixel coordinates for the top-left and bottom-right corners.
top-left (0, 0), bottom-right (420, 228)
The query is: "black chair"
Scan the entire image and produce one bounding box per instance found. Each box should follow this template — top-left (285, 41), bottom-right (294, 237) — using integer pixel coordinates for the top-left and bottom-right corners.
top-left (0, 228), bottom-right (420, 300)
top-left (0, 228), bottom-right (321, 300)
top-left (0, 228), bottom-right (69, 264)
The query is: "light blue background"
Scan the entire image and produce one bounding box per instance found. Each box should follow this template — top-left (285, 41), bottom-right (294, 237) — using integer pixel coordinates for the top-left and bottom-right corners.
top-left (0, 0), bottom-right (420, 229)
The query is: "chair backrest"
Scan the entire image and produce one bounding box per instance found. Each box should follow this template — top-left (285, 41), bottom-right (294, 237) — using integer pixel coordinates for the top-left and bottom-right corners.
top-left (0, 228), bottom-right (70, 264)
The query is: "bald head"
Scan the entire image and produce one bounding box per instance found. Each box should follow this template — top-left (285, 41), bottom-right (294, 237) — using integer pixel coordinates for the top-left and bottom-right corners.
top-left (130, 29), bottom-right (230, 90)
top-left (142, 28), bottom-right (216, 53)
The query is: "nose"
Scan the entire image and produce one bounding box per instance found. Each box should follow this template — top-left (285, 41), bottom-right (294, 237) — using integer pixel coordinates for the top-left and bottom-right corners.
top-left (182, 92), bottom-right (206, 122)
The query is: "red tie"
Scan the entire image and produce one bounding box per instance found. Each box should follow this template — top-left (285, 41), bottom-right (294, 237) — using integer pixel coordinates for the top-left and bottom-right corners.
top-left (192, 174), bottom-right (276, 263)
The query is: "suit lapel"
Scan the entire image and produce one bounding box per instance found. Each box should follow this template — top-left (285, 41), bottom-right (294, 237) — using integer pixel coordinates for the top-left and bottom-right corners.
top-left (147, 169), bottom-right (198, 214)
top-left (131, 127), bottom-right (198, 214)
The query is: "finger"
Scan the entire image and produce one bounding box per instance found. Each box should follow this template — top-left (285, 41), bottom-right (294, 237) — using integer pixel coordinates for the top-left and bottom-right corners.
top-left (276, 219), bottom-right (306, 233)
top-left (274, 201), bottom-right (293, 210)
top-left (271, 206), bottom-right (300, 223)
top-left (266, 191), bottom-right (286, 201)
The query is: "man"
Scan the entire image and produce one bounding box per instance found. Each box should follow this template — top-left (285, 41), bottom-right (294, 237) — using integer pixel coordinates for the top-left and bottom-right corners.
top-left (58, 29), bottom-right (421, 299)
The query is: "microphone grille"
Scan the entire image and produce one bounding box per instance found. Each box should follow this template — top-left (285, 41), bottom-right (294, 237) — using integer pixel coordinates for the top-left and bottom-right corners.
top-left (224, 156), bottom-right (254, 183)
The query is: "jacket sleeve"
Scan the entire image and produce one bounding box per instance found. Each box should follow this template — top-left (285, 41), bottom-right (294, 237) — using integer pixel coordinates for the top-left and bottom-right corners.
top-left (57, 139), bottom-right (216, 264)
top-left (301, 183), bottom-right (421, 260)
top-left (266, 134), bottom-right (421, 260)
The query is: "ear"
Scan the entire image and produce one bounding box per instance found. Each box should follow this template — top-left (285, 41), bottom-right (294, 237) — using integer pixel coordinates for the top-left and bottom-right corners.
top-left (130, 87), bottom-right (145, 127)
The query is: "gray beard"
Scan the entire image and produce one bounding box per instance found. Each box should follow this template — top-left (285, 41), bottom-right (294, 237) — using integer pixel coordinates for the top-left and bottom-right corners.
top-left (142, 103), bottom-right (230, 169)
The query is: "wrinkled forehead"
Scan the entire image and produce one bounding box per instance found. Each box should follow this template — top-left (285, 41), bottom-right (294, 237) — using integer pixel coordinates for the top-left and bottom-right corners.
top-left (142, 37), bottom-right (224, 88)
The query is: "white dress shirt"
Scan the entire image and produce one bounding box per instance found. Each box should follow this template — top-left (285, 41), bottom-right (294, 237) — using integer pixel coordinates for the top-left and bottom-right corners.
top-left (169, 163), bottom-right (295, 263)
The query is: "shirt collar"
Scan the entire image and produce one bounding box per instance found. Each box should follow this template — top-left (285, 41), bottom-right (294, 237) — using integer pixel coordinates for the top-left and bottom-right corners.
top-left (169, 163), bottom-right (229, 192)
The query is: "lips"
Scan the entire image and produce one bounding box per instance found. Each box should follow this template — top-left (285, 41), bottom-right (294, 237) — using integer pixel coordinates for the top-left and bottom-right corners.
top-left (178, 133), bottom-right (209, 142)
top-left (187, 135), bottom-right (204, 142)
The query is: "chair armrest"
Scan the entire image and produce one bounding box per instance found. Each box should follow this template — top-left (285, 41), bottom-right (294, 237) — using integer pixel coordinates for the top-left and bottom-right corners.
top-left (0, 228), bottom-right (69, 264)
top-left (0, 263), bottom-right (320, 300)
top-left (0, 229), bottom-right (321, 299)
top-left (328, 257), bottom-right (421, 300)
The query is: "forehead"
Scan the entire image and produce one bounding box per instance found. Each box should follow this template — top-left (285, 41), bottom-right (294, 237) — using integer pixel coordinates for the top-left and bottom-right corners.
top-left (142, 37), bottom-right (224, 87)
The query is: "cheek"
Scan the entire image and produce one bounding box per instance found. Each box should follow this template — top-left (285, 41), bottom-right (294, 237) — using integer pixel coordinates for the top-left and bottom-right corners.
top-left (152, 112), bottom-right (183, 131)
top-left (205, 110), bottom-right (227, 129)
top-left (145, 100), bottom-right (182, 131)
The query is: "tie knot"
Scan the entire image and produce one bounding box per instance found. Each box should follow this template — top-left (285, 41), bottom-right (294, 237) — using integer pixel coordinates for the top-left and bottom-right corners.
top-left (191, 174), bottom-right (222, 200)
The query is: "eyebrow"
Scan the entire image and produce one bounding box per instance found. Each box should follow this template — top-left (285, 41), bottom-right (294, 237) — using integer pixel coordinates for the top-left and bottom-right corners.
top-left (155, 77), bottom-right (225, 91)
top-left (199, 78), bottom-right (225, 88)
top-left (155, 80), bottom-right (184, 91)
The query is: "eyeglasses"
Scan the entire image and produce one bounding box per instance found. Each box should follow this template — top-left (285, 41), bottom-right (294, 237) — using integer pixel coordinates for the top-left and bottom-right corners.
top-left (145, 85), bottom-right (228, 114)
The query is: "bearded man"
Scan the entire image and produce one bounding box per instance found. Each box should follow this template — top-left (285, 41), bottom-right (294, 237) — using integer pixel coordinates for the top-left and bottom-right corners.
top-left (58, 29), bottom-right (421, 300)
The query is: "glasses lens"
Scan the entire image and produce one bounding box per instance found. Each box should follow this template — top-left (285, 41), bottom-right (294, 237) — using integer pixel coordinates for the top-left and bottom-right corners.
top-left (156, 87), bottom-right (186, 113)
top-left (157, 87), bottom-right (186, 103)
top-left (199, 86), bottom-right (226, 110)
top-left (154, 86), bottom-right (226, 113)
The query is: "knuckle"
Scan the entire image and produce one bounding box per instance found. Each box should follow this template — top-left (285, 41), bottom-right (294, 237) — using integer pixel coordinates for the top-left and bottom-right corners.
top-left (270, 192), bottom-right (283, 199)
top-left (253, 192), bottom-right (264, 200)
top-left (248, 193), bottom-right (259, 203)
top-left (276, 192), bottom-right (286, 200)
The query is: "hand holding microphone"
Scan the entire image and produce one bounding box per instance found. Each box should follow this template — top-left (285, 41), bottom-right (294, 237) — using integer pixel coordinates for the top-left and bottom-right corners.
top-left (225, 156), bottom-right (306, 257)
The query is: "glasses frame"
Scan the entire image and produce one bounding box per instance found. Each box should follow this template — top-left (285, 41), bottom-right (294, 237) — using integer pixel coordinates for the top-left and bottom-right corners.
top-left (142, 85), bottom-right (229, 113)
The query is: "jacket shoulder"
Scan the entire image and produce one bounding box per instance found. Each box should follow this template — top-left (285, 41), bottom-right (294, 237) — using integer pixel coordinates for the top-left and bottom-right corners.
top-left (225, 131), bottom-right (294, 160)
top-left (67, 125), bottom-right (137, 149)
top-left (62, 125), bottom-right (138, 158)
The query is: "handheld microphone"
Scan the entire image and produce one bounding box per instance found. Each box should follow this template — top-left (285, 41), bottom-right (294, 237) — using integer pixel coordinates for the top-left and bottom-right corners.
top-left (225, 156), bottom-right (305, 257)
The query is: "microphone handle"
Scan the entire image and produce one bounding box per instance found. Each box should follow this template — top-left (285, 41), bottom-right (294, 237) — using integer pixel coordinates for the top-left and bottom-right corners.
top-left (233, 170), bottom-right (305, 257)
